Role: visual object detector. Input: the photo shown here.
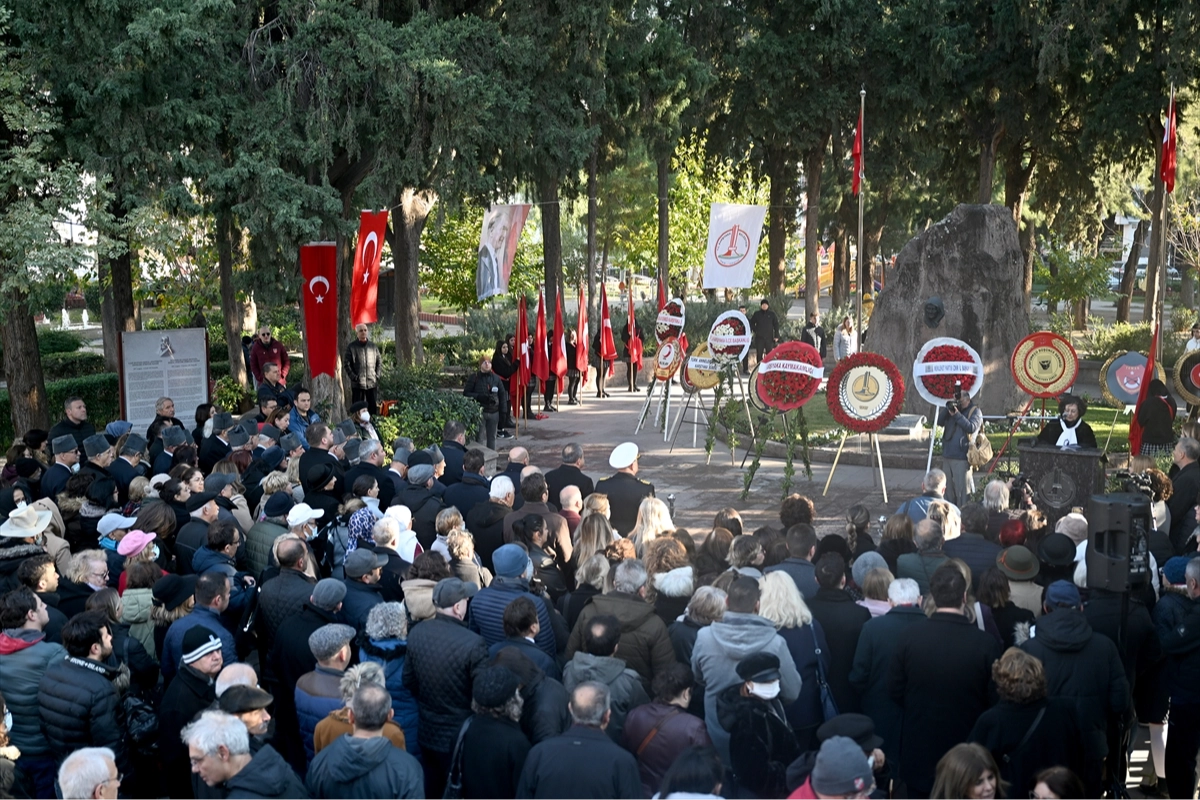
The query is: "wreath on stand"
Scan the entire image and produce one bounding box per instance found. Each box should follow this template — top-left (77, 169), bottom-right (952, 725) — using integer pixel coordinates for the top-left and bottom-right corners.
top-left (912, 338), bottom-right (983, 405)
top-left (826, 352), bottom-right (906, 434)
top-left (742, 341), bottom-right (823, 499)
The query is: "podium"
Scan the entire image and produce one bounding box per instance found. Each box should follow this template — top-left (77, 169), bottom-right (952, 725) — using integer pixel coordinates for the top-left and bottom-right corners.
top-left (1017, 442), bottom-right (1106, 530)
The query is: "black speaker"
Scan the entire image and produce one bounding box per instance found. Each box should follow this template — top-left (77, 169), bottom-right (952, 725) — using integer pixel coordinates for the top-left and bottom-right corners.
top-left (1086, 493), bottom-right (1152, 593)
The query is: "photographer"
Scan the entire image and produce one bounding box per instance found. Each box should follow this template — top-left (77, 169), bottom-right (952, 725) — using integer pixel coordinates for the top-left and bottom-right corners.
top-left (1036, 394), bottom-right (1098, 449)
top-left (938, 389), bottom-right (983, 506)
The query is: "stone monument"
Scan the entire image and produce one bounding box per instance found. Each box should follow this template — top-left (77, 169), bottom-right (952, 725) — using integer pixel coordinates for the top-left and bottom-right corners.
top-left (869, 204), bottom-right (1030, 416)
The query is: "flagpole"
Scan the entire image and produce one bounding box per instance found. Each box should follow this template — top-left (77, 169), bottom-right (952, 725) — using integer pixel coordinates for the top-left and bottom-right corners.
top-left (855, 87), bottom-right (866, 338)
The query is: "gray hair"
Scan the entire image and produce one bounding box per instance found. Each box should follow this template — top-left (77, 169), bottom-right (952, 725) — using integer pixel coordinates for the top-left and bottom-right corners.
top-left (350, 683), bottom-right (392, 731)
top-left (888, 577), bottom-right (921, 605)
top-left (560, 485), bottom-right (582, 509)
top-left (613, 558), bottom-right (648, 594)
top-left (1188, 558), bottom-right (1200, 584)
top-left (359, 440), bottom-right (382, 462)
top-left (914, 519), bottom-right (944, 552)
top-left (575, 553), bottom-right (610, 591)
top-left (372, 517), bottom-right (399, 547)
top-left (562, 443), bottom-right (584, 464)
top-left (58, 748), bottom-right (116, 800)
top-left (922, 469), bottom-right (947, 492)
top-left (472, 688), bottom-right (525, 722)
top-left (982, 480), bottom-right (1009, 512)
top-left (181, 710), bottom-right (250, 757)
top-left (215, 663), bottom-right (258, 697)
top-left (155, 397), bottom-right (173, 413)
top-left (365, 601), bottom-right (408, 641)
top-left (569, 680), bottom-right (611, 727)
top-left (1180, 437), bottom-right (1200, 462)
top-left (490, 475), bottom-right (515, 501)
top-left (686, 586), bottom-right (728, 625)
top-left (338, 661), bottom-right (386, 705)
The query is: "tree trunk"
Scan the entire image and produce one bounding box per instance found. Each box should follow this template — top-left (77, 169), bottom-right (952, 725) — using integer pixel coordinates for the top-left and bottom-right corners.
top-left (390, 187), bottom-right (434, 365)
top-left (657, 155), bottom-right (670, 296)
top-left (766, 146), bottom-right (790, 294)
top-left (587, 152), bottom-right (599, 334)
top-left (540, 176), bottom-right (562, 314)
top-left (1004, 145), bottom-right (1037, 311)
top-left (803, 143), bottom-right (826, 317)
top-left (2, 295), bottom-right (50, 433)
top-left (831, 227), bottom-right (850, 308)
top-left (978, 123), bottom-right (1004, 204)
top-left (217, 209), bottom-right (249, 388)
top-left (99, 213), bottom-right (138, 373)
top-left (1116, 219), bottom-right (1147, 323)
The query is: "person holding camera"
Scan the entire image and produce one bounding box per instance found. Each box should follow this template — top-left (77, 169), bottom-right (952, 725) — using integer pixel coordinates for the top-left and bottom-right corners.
top-left (939, 388), bottom-right (983, 506)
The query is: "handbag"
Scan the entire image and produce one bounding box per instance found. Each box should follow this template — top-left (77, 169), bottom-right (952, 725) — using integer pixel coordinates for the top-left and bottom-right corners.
top-left (636, 707), bottom-right (682, 757)
top-left (967, 431), bottom-right (993, 469)
top-left (443, 716), bottom-right (473, 799)
top-left (120, 638), bottom-right (158, 747)
top-left (813, 643), bottom-right (839, 722)
top-left (1000, 707), bottom-right (1046, 765)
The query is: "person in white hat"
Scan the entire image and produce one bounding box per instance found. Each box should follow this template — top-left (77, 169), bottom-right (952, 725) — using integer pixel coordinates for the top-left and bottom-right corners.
top-left (0, 506), bottom-right (57, 592)
top-left (594, 442), bottom-right (656, 536)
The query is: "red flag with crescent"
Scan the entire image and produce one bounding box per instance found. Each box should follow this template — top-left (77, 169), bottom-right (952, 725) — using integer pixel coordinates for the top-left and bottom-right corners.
top-left (512, 296), bottom-right (530, 418)
top-left (1129, 319), bottom-right (1161, 455)
top-left (852, 106), bottom-right (864, 196)
top-left (301, 243), bottom-right (339, 378)
top-left (351, 210), bottom-right (388, 325)
top-left (576, 287), bottom-right (589, 384)
top-left (628, 277), bottom-right (643, 370)
top-left (533, 290), bottom-right (549, 382)
top-left (551, 291), bottom-right (568, 379)
top-left (657, 275), bottom-right (667, 312)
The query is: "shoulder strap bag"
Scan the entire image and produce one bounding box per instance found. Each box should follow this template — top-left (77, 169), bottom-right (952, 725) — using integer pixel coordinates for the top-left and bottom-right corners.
top-left (1001, 707), bottom-right (1046, 765)
top-left (636, 707), bottom-right (682, 757)
top-left (813, 638), bottom-right (840, 722)
top-left (443, 716), bottom-right (473, 799)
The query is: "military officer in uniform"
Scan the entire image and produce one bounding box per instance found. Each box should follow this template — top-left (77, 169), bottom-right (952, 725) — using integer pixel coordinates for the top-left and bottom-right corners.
top-left (594, 441), bottom-right (655, 536)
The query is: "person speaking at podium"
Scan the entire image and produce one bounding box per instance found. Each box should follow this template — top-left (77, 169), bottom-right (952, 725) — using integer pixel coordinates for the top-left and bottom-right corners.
top-left (1036, 393), bottom-right (1097, 449)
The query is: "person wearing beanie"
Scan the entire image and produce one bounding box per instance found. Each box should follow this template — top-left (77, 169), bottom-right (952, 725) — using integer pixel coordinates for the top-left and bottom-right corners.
top-left (468, 543), bottom-right (563, 658)
top-left (295, 623), bottom-right (356, 765)
top-left (159, 625), bottom-right (224, 798)
top-left (788, 735), bottom-right (876, 799)
top-left (402, 577), bottom-right (489, 797)
top-left (1018, 580), bottom-right (1128, 797)
top-left (160, 570), bottom-right (237, 684)
top-left (456, 666), bottom-right (531, 799)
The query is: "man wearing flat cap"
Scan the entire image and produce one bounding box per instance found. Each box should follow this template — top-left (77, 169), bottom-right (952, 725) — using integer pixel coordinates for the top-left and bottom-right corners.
top-left (40, 435), bottom-right (79, 501)
top-left (218, 684), bottom-right (274, 742)
top-left (594, 442), bottom-right (655, 536)
top-left (403, 577), bottom-right (488, 797)
top-left (340, 549), bottom-right (386, 631)
top-left (78, 434), bottom-right (115, 481)
top-left (396, 463), bottom-right (444, 550)
top-left (296, 623), bottom-right (356, 763)
top-left (200, 412), bottom-right (236, 473)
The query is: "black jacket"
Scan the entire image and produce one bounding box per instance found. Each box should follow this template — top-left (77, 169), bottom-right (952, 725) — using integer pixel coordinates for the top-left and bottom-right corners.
top-left (1036, 418), bottom-right (1098, 449)
top-left (1168, 461), bottom-right (1200, 553)
top-left (343, 339), bottom-right (381, 390)
top-left (969, 697), bottom-right (1086, 798)
top-left (175, 519), bottom-right (210, 576)
top-left (340, 578), bottom-right (383, 632)
top-left (516, 725), bottom-right (642, 800)
top-left (225, 744), bottom-right (309, 799)
top-left (943, 533), bottom-right (1004, 589)
top-left (107, 621), bottom-right (158, 691)
top-left (37, 655), bottom-right (125, 766)
top-left (343, 462), bottom-right (395, 509)
top-left (719, 688), bottom-right (800, 799)
top-left (160, 665), bottom-right (216, 799)
top-left (1020, 608), bottom-right (1128, 762)
top-left (56, 578), bottom-right (96, 619)
top-left (298, 448), bottom-right (344, 498)
top-left (848, 604), bottom-right (927, 765)
top-left (371, 545), bottom-right (410, 604)
top-left (1084, 588), bottom-right (1162, 698)
top-left (199, 435), bottom-right (232, 474)
top-left (990, 601), bottom-right (1036, 649)
top-left (49, 418), bottom-right (96, 451)
top-left (257, 568), bottom-right (317, 656)
top-left (443, 472), bottom-right (491, 522)
top-left (560, 584), bottom-right (602, 633)
top-left (889, 612), bottom-right (1002, 797)
top-left (460, 713), bottom-right (532, 799)
top-left (0, 542), bottom-right (44, 593)
top-left (1152, 590), bottom-right (1200, 705)
top-left (806, 587), bottom-right (871, 713)
top-left (593, 472), bottom-right (655, 536)
top-left (394, 484), bottom-right (443, 550)
top-left (544, 464), bottom-right (595, 510)
top-left (750, 307), bottom-right (780, 346)
top-left (464, 369), bottom-right (504, 414)
top-left (465, 500), bottom-right (509, 573)
top-left (305, 733), bottom-right (422, 799)
top-left (268, 602), bottom-right (342, 771)
top-left (402, 613), bottom-right (489, 753)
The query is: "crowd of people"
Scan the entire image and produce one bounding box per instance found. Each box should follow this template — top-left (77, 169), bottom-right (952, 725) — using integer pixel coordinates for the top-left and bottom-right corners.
top-left (0, 344), bottom-right (1199, 799)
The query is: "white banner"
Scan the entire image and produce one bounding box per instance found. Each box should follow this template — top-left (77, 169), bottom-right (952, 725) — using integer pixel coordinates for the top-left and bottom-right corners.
top-left (703, 203), bottom-right (767, 289)
top-left (759, 360), bottom-right (825, 379)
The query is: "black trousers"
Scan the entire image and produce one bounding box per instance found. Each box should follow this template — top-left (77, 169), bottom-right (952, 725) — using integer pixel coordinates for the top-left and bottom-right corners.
top-left (423, 747), bottom-right (451, 799)
top-left (1166, 701), bottom-right (1200, 799)
top-left (351, 386), bottom-right (378, 415)
top-left (596, 362), bottom-right (610, 396)
top-left (567, 369), bottom-right (581, 402)
top-left (628, 361), bottom-right (639, 390)
top-left (543, 376), bottom-right (557, 408)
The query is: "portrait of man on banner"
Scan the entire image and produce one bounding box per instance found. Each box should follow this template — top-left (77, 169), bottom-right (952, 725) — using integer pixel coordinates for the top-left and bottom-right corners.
top-left (477, 203), bottom-right (531, 301)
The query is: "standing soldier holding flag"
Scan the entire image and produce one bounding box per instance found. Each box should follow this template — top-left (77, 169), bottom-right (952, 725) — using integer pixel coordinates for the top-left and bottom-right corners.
top-left (593, 284), bottom-right (617, 398)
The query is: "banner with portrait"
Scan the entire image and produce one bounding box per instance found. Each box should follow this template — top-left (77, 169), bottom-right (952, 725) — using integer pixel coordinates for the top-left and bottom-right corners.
top-left (477, 204), bottom-right (532, 301)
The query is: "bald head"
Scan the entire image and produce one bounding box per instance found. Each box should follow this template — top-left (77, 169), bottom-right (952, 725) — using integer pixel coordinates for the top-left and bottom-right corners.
top-left (215, 663), bottom-right (259, 696)
top-left (560, 485), bottom-right (582, 512)
top-left (507, 447), bottom-right (529, 467)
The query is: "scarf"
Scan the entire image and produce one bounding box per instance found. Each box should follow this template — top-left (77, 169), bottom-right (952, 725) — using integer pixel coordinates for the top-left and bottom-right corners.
top-left (1055, 416), bottom-right (1081, 447)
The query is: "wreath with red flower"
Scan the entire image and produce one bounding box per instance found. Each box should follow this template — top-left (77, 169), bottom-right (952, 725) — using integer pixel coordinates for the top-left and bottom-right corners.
top-left (756, 341), bottom-right (823, 411)
top-left (826, 352), bottom-right (906, 434)
top-left (912, 337), bottom-right (984, 406)
top-left (655, 299), bottom-right (686, 343)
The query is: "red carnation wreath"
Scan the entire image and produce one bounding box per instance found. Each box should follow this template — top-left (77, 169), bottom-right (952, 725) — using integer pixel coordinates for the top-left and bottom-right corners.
top-left (912, 337), bottom-right (983, 406)
top-left (655, 299), bottom-right (686, 343)
top-left (826, 352), bottom-right (906, 434)
top-left (756, 341), bottom-right (823, 411)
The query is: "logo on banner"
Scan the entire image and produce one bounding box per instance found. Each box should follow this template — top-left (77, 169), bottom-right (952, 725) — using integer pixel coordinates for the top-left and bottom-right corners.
top-left (361, 234), bottom-right (378, 285)
top-left (1010, 332), bottom-right (1078, 398)
top-left (704, 203), bottom-right (766, 289)
top-left (714, 226), bottom-right (752, 267)
top-left (1100, 351), bottom-right (1163, 407)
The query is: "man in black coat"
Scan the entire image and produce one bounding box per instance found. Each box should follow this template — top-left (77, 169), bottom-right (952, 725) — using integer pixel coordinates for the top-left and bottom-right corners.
top-left (159, 625), bottom-right (224, 799)
top-left (298, 423), bottom-right (345, 498)
top-left (545, 443), bottom-right (594, 510)
top-left (849, 577), bottom-right (927, 770)
top-left (402, 578), bottom-right (489, 797)
top-left (40, 435), bottom-right (79, 502)
top-left (466, 477), bottom-right (514, 573)
top-left (1152, 557), bottom-right (1200, 800)
top-left (749, 298), bottom-right (779, 366)
top-left (198, 412), bottom-right (236, 474)
top-left (438, 421), bottom-right (468, 486)
top-left (344, 323), bottom-right (382, 414)
top-left (340, 549), bottom-right (386, 631)
top-left (443, 448), bottom-right (491, 522)
top-left (944, 502), bottom-right (1004, 588)
top-left (175, 493), bottom-right (220, 576)
top-left (464, 359), bottom-right (504, 450)
top-left (1169, 438), bottom-right (1200, 553)
top-left (807, 553), bottom-right (870, 714)
top-left (47, 397), bottom-right (96, 451)
top-left (255, 538), bottom-right (317, 657)
top-left (1020, 580), bottom-right (1129, 797)
top-left (342, 439), bottom-right (395, 508)
top-left (395, 464), bottom-right (443, 550)
top-left (515, 681), bottom-right (642, 799)
top-left (594, 442), bottom-right (654, 537)
top-left (890, 563), bottom-right (1002, 798)
top-left (459, 666), bottom-right (533, 799)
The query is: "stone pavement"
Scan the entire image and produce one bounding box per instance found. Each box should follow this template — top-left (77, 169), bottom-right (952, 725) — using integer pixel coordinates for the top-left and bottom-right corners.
top-left (494, 386), bottom-right (930, 537)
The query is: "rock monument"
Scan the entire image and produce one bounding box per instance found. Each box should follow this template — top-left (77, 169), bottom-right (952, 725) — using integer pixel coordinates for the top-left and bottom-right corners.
top-left (869, 204), bottom-right (1030, 416)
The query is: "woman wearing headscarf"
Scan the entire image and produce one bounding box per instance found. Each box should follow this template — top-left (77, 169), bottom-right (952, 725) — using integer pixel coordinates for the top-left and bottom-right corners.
top-left (1036, 393), bottom-right (1098, 449)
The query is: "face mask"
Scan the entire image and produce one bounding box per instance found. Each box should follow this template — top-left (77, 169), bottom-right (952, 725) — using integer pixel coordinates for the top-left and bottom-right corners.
top-left (15, 501), bottom-right (27, 510)
top-left (2, 709), bottom-right (10, 732)
top-left (749, 681), bottom-right (781, 700)
top-left (71, 463), bottom-right (80, 474)
top-left (151, 545), bottom-right (161, 561)
top-left (359, 411), bottom-right (370, 422)
top-left (867, 754), bottom-right (875, 771)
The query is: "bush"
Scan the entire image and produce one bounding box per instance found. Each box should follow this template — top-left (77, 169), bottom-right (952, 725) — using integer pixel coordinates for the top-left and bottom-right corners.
top-left (378, 389), bottom-right (482, 449)
top-left (41, 352), bottom-right (108, 382)
top-left (37, 329), bottom-right (86, 356)
top-left (0, 373), bottom-right (122, 446)
top-left (378, 363), bottom-right (446, 397)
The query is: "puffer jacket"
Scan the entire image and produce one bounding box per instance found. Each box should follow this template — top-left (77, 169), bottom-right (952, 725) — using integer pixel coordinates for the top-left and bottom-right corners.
top-left (622, 701), bottom-right (712, 798)
top-left (562, 652), bottom-right (649, 743)
top-left (225, 743), bottom-right (309, 799)
top-left (121, 587), bottom-right (157, 660)
top-left (359, 636), bottom-right (421, 758)
top-left (295, 666), bottom-right (345, 766)
top-left (401, 613), bottom-right (489, 753)
top-left (691, 611), bottom-right (801, 764)
top-left (1152, 589), bottom-right (1200, 704)
top-left (1019, 608), bottom-right (1129, 761)
top-left (37, 654), bottom-right (126, 766)
top-left (258, 568), bottom-right (317, 653)
top-left (0, 542), bottom-right (43, 593)
top-left (245, 520), bottom-right (288, 579)
top-left (469, 575), bottom-right (559, 656)
top-left (0, 629), bottom-right (66, 756)
top-left (568, 591), bottom-right (677, 686)
top-left (651, 566), bottom-right (694, 626)
top-left (305, 731), bottom-right (423, 800)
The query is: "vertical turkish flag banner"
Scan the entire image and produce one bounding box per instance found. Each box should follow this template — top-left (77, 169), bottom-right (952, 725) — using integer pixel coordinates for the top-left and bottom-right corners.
top-left (600, 284), bottom-right (618, 363)
top-left (301, 243), bottom-right (339, 378)
top-left (351, 211), bottom-right (388, 325)
top-left (551, 292), bottom-right (567, 379)
top-left (576, 288), bottom-right (589, 384)
top-left (628, 277), bottom-right (643, 370)
top-left (533, 290), bottom-right (550, 382)
top-left (1161, 90), bottom-right (1177, 194)
top-left (657, 275), bottom-right (667, 312)
top-left (852, 106), bottom-right (864, 196)
top-left (512, 296), bottom-right (529, 418)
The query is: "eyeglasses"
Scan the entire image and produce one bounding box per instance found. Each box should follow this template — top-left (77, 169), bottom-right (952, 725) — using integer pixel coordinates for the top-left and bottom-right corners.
top-left (259, 332), bottom-right (271, 337)
top-left (100, 773), bottom-right (123, 785)
top-left (91, 569), bottom-right (110, 580)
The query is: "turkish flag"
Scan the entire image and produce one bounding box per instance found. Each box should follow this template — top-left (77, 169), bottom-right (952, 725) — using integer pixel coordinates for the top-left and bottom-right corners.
top-left (533, 290), bottom-right (550, 382)
top-left (852, 106), bottom-right (864, 196)
top-left (628, 277), bottom-right (643, 370)
top-left (1161, 90), bottom-right (1177, 193)
top-left (1129, 319), bottom-right (1161, 455)
top-left (301, 243), bottom-right (339, 378)
top-left (550, 291), bottom-right (567, 379)
top-left (600, 284), bottom-right (618, 363)
top-left (351, 210), bottom-right (388, 325)
top-left (575, 288), bottom-right (589, 384)
top-left (512, 296), bottom-right (529, 418)
top-left (657, 275), bottom-right (667, 312)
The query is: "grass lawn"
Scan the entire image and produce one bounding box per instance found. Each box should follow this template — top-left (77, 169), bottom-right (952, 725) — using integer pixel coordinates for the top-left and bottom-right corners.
top-left (982, 409), bottom-right (1132, 454)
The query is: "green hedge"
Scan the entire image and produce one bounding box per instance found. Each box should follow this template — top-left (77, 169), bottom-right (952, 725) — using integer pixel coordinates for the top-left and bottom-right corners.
top-left (41, 352), bottom-right (108, 382)
top-left (373, 390), bottom-right (482, 451)
top-left (0, 328), bottom-right (85, 366)
top-left (1, 373), bottom-right (121, 445)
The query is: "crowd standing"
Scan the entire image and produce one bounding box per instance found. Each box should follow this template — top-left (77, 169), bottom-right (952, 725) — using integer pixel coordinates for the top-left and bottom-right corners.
top-left (1, 336), bottom-right (1200, 800)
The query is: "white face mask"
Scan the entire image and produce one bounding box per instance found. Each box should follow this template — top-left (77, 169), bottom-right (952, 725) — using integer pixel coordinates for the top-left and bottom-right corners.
top-left (151, 545), bottom-right (161, 561)
top-left (359, 411), bottom-right (370, 422)
top-left (749, 681), bottom-right (781, 700)
top-left (15, 501), bottom-right (27, 510)
top-left (2, 709), bottom-right (10, 732)
top-left (71, 463), bottom-right (81, 473)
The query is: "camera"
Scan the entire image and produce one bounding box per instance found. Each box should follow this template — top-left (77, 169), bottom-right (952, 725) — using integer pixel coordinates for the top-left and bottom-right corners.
top-left (945, 399), bottom-right (959, 412)
top-left (1114, 470), bottom-right (1154, 500)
